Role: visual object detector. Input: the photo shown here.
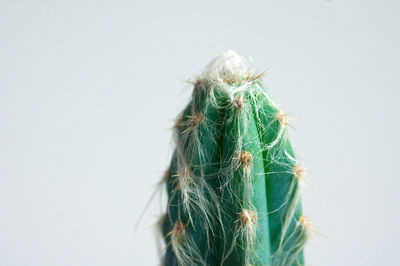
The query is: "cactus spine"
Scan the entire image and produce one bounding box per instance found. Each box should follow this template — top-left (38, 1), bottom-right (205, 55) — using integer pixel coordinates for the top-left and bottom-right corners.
top-left (160, 51), bottom-right (312, 266)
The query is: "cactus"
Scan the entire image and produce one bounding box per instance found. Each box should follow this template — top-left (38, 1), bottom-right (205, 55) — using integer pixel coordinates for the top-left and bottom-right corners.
top-left (159, 51), bottom-right (313, 266)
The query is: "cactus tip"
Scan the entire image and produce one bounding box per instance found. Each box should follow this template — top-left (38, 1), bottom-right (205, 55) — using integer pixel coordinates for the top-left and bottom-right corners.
top-left (203, 50), bottom-right (252, 84)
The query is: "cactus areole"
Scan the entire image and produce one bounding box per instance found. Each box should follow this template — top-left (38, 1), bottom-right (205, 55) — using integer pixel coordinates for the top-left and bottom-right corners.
top-left (160, 51), bottom-right (311, 266)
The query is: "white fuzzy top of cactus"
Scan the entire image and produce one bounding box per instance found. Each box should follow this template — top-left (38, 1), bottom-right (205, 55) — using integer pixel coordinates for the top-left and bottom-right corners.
top-left (202, 50), bottom-right (254, 84)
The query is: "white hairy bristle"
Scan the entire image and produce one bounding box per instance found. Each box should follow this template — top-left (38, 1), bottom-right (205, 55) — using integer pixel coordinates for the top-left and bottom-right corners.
top-left (203, 50), bottom-right (253, 83)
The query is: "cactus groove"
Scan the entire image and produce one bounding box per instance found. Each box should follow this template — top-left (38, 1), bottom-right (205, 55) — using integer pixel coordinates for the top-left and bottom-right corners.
top-left (160, 51), bottom-right (312, 266)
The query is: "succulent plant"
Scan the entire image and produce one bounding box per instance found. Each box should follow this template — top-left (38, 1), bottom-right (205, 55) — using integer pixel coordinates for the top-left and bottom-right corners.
top-left (159, 50), bottom-right (313, 266)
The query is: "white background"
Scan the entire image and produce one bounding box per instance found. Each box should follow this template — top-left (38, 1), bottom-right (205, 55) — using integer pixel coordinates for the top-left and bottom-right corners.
top-left (1, 0), bottom-right (399, 265)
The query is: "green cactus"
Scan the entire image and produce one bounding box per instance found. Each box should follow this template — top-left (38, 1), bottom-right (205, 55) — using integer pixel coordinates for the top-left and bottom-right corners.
top-left (159, 51), bottom-right (313, 266)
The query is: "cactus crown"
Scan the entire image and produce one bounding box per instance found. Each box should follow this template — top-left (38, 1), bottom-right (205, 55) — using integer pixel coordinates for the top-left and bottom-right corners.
top-left (159, 50), bottom-right (313, 266)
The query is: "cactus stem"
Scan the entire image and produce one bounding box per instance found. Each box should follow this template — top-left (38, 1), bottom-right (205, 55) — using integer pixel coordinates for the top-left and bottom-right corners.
top-left (162, 51), bottom-right (309, 266)
top-left (181, 113), bottom-right (204, 134)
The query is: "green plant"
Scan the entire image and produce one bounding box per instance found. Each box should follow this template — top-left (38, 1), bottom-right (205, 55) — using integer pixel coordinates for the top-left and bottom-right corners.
top-left (159, 51), bottom-right (313, 266)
